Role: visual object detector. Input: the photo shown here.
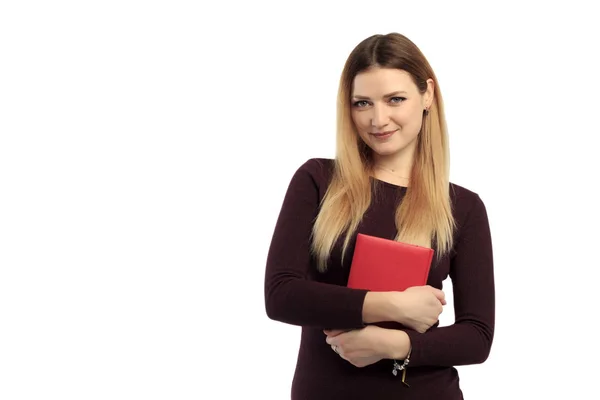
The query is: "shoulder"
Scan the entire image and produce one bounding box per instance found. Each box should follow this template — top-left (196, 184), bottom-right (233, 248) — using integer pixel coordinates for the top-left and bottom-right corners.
top-left (449, 182), bottom-right (484, 208)
top-left (296, 157), bottom-right (335, 179)
top-left (449, 181), bottom-right (490, 235)
top-left (288, 157), bottom-right (335, 197)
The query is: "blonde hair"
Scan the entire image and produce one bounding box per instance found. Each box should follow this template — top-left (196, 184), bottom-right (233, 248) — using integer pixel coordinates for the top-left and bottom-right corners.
top-left (311, 33), bottom-right (456, 272)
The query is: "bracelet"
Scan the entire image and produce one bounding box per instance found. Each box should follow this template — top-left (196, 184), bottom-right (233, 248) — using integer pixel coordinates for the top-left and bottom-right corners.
top-left (392, 357), bottom-right (409, 375)
top-left (392, 346), bottom-right (412, 387)
top-left (392, 345), bottom-right (412, 375)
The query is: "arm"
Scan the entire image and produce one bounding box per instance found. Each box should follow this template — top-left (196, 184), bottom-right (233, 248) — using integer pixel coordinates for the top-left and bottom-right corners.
top-left (264, 160), bottom-right (397, 329)
top-left (400, 193), bottom-right (495, 367)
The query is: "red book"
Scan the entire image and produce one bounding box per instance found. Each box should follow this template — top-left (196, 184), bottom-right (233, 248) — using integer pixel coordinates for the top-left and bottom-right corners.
top-left (347, 233), bottom-right (434, 292)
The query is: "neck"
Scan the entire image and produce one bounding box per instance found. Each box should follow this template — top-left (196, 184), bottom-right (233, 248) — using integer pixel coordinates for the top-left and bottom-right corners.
top-left (372, 152), bottom-right (414, 178)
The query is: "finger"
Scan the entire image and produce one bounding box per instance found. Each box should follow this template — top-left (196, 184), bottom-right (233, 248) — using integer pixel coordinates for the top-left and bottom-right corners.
top-left (331, 345), bottom-right (347, 359)
top-left (324, 329), bottom-right (345, 337)
top-left (429, 287), bottom-right (446, 305)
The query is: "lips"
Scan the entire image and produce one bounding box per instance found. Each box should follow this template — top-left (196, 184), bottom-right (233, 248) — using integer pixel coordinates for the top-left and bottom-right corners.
top-left (370, 129), bottom-right (398, 138)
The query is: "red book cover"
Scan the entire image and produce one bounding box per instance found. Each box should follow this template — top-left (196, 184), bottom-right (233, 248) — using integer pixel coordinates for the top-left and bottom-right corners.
top-left (347, 233), bottom-right (434, 292)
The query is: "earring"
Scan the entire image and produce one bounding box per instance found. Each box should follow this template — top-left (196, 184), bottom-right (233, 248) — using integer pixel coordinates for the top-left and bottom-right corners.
top-left (424, 108), bottom-right (429, 116)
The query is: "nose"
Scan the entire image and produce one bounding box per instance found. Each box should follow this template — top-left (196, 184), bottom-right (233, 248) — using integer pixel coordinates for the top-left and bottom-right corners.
top-left (370, 104), bottom-right (390, 129)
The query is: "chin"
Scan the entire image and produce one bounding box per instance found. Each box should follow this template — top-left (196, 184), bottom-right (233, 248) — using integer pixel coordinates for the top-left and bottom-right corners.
top-left (369, 143), bottom-right (408, 157)
top-left (371, 135), bottom-right (418, 156)
top-left (370, 148), bottom-right (393, 157)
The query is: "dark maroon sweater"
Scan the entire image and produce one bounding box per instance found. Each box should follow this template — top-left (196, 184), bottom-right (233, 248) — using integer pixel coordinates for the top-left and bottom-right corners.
top-left (264, 158), bottom-right (495, 399)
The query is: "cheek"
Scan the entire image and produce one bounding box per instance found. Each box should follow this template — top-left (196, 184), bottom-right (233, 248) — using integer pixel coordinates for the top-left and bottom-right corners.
top-left (391, 109), bottom-right (411, 123)
top-left (392, 109), bottom-right (419, 128)
top-left (351, 113), bottom-right (369, 130)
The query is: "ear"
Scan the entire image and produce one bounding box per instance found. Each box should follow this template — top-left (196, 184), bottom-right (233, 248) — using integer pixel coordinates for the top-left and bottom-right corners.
top-left (424, 78), bottom-right (435, 109)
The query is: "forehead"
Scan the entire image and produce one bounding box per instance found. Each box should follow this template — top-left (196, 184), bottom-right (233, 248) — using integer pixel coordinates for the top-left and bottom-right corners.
top-left (352, 68), bottom-right (416, 96)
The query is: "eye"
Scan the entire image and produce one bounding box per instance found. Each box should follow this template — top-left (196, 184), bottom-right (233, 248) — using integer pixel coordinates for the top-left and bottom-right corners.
top-left (352, 100), bottom-right (370, 108)
top-left (389, 96), bottom-right (406, 104)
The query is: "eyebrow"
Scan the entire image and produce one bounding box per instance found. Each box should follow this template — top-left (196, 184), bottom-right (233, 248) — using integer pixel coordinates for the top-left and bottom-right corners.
top-left (352, 90), bottom-right (408, 100)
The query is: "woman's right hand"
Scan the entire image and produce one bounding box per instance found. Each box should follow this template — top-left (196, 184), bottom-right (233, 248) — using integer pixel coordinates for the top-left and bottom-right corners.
top-left (391, 286), bottom-right (446, 333)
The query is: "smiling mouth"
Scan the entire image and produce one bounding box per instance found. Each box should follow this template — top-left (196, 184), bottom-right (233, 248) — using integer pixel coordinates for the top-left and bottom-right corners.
top-left (370, 129), bottom-right (398, 138)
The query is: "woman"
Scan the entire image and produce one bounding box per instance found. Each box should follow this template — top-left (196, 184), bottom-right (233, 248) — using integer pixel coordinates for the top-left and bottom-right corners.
top-left (264, 32), bottom-right (494, 399)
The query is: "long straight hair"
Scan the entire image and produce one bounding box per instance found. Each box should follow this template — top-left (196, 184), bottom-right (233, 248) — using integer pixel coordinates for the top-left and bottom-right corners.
top-left (311, 33), bottom-right (456, 272)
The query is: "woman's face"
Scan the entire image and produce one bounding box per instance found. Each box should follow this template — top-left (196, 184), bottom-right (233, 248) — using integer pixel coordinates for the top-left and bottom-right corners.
top-left (351, 67), bottom-right (433, 161)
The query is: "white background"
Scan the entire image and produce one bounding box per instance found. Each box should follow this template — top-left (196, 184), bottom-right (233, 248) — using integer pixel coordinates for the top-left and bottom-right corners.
top-left (1, 1), bottom-right (599, 399)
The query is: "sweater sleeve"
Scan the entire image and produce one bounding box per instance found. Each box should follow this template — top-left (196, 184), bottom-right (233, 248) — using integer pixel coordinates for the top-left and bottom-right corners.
top-left (404, 193), bottom-right (495, 367)
top-left (264, 159), bottom-right (369, 330)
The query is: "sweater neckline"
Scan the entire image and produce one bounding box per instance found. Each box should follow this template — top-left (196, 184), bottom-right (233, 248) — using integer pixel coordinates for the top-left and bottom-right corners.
top-left (371, 176), bottom-right (408, 190)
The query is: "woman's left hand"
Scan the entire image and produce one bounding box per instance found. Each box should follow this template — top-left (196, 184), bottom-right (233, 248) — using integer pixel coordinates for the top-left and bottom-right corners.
top-left (324, 325), bottom-right (407, 368)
